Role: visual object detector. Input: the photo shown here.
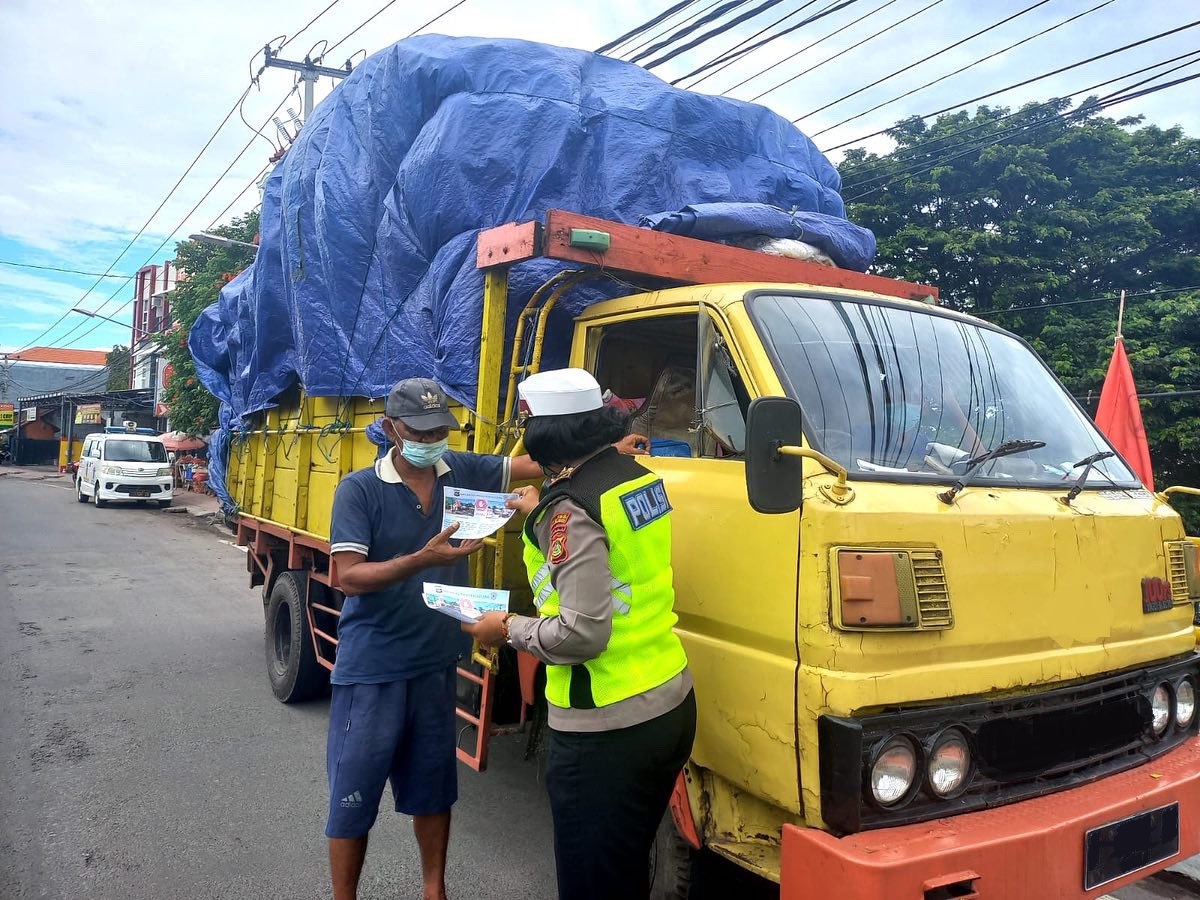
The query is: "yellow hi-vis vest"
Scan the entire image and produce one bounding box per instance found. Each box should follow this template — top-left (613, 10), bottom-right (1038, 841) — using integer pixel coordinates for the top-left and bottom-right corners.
top-left (521, 449), bottom-right (688, 710)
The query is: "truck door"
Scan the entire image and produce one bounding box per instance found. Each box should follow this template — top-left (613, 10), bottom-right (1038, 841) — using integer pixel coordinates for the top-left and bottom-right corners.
top-left (579, 303), bottom-right (804, 817)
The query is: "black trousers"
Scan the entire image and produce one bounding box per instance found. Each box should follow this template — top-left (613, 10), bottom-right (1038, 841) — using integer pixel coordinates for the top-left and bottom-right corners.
top-left (545, 691), bottom-right (697, 900)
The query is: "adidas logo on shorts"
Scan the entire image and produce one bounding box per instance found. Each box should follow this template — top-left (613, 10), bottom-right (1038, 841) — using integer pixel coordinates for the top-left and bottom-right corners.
top-left (340, 791), bottom-right (363, 808)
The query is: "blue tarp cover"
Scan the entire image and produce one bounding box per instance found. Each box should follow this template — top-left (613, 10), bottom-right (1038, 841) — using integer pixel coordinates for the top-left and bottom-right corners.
top-left (189, 35), bottom-right (875, 510)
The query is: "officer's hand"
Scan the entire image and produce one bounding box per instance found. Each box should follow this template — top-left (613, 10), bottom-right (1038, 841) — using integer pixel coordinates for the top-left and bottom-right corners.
top-left (506, 485), bottom-right (540, 516)
top-left (614, 432), bottom-right (649, 456)
top-left (419, 524), bottom-right (484, 567)
top-left (462, 611), bottom-right (509, 648)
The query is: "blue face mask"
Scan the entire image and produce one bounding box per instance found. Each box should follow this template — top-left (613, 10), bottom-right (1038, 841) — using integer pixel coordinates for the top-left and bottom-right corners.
top-left (399, 438), bottom-right (448, 469)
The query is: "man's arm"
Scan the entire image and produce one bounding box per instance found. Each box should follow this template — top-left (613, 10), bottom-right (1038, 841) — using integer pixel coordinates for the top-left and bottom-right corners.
top-left (335, 527), bottom-right (483, 597)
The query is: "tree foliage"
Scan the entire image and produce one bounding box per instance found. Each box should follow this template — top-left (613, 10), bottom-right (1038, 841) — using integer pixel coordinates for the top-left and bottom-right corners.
top-left (104, 345), bottom-right (130, 392)
top-left (842, 100), bottom-right (1200, 529)
top-left (156, 211), bottom-right (258, 436)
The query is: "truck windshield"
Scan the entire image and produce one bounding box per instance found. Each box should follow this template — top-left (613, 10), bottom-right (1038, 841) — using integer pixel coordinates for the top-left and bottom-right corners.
top-left (750, 294), bottom-right (1140, 488)
top-left (104, 440), bottom-right (168, 463)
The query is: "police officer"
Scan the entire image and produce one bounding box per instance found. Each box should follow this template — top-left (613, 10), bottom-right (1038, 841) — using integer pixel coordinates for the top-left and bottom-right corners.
top-left (465, 368), bottom-right (695, 900)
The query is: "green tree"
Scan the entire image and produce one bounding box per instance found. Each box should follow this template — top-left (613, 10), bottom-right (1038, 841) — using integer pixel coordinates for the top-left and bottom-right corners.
top-left (841, 100), bottom-right (1200, 529)
top-left (105, 345), bottom-right (130, 391)
top-left (157, 211), bottom-right (259, 436)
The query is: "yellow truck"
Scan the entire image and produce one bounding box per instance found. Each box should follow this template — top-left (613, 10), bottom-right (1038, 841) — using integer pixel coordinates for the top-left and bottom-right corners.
top-left (228, 210), bottom-right (1200, 899)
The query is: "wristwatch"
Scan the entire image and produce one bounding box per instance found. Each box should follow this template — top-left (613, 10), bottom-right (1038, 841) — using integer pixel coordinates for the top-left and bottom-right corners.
top-left (501, 612), bottom-right (517, 645)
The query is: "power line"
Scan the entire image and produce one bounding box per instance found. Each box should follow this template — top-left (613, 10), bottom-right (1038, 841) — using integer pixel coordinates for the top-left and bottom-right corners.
top-left (748, 0), bottom-right (943, 103)
top-left (620, 0), bottom-right (728, 60)
top-left (642, 0), bottom-right (790, 70)
top-left (821, 19), bottom-right (1200, 152)
top-left (48, 87), bottom-right (300, 352)
top-left (11, 83), bottom-right (257, 355)
top-left (841, 53), bottom-right (1200, 192)
top-left (811, 0), bottom-right (1120, 138)
top-left (281, 0), bottom-right (344, 51)
top-left (205, 160), bottom-right (274, 232)
top-left (596, 0), bottom-right (701, 54)
top-left (971, 286), bottom-right (1200, 318)
top-left (326, 0), bottom-right (468, 58)
top-left (676, 0), bottom-right (861, 90)
top-left (794, 0), bottom-right (1054, 123)
top-left (843, 67), bottom-right (1200, 203)
top-left (0, 261), bottom-right (139, 279)
top-left (630, 1), bottom-right (750, 64)
top-left (671, 0), bottom-right (826, 86)
top-left (718, 0), bottom-right (897, 96)
top-left (837, 50), bottom-right (1200, 181)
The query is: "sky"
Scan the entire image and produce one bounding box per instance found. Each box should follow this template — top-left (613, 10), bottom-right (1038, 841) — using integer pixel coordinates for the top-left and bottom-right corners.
top-left (0, 0), bottom-right (1196, 355)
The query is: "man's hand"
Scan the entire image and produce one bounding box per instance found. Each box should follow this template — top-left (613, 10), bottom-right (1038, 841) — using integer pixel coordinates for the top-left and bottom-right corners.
top-left (614, 432), bottom-right (649, 456)
top-left (506, 485), bottom-right (540, 516)
top-left (461, 611), bottom-right (509, 649)
top-left (417, 523), bottom-right (484, 567)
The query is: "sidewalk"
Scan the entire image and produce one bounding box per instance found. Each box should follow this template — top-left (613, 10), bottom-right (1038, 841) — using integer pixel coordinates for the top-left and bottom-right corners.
top-left (0, 464), bottom-right (67, 480)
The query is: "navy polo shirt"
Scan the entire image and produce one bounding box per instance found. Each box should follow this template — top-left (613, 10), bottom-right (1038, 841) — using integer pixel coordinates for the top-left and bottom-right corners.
top-left (329, 449), bottom-right (510, 685)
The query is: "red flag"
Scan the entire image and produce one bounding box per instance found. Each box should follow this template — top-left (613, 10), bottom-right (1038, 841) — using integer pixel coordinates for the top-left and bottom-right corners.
top-left (1094, 338), bottom-right (1154, 490)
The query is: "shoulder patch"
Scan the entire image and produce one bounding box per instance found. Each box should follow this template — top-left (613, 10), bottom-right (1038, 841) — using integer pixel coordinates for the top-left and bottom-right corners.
top-left (620, 480), bottom-right (671, 530)
top-left (548, 512), bottom-right (571, 563)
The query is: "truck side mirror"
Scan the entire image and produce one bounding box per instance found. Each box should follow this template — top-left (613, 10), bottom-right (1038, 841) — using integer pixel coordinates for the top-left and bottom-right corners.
top-left (745, 396), bottom-right (804, 514)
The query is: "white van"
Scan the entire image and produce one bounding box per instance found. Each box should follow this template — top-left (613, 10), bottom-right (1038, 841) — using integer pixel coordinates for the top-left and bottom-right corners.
top-left (76, 425), bottom-right (173, 508)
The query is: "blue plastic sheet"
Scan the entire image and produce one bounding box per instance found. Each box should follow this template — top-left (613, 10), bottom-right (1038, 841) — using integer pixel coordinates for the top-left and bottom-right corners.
top-left (189, 35), bottom-right (874, 512)
top-left (640, 202), bottom-right (876, 272)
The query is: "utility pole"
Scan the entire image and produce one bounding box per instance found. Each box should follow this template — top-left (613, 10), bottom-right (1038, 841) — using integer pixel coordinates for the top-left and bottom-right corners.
top-left (261, 45), bottom-right (353, 121)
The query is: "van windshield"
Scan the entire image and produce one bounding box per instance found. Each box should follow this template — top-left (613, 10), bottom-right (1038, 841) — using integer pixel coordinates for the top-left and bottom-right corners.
top-left (103, 440), bottom-right (168, 463)
top-left (749, 294), bottom-right (1140, 488)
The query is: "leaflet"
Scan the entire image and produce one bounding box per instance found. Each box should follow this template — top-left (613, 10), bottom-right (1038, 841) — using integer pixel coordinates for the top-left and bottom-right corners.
top-left (441, 487), bottom-right (519, 539)
top-left (422, 582), bottom-right (510, 623)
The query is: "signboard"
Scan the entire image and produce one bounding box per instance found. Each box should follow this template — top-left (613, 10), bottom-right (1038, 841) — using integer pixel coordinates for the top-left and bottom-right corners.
top-left (0, 403), bottom-right (13, 427)
top-left (75, 403), bottom-right (102, 425)
top-left (25, 407), bottom-right (37, 423)
top-left (155, 402), bottom-right (169, 418)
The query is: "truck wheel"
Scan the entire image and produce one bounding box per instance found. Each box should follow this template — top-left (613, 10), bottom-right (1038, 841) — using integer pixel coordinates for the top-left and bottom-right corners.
top-left (265, 571), bottom-right (328, 703)
top-left (649, 809), bottom-right (696, 900)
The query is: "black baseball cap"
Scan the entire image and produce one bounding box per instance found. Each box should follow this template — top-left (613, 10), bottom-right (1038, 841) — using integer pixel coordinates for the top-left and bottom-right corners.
top-left (384, 378), bottom-right (459, 431)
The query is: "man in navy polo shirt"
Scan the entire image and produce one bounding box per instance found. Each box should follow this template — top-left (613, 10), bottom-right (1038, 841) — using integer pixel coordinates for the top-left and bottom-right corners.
top-left (326, 378), bottom-right (544, 900)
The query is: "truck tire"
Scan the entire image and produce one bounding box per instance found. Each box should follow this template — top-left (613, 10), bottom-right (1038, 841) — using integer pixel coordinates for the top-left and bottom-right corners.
top-left (265, 570), bottom-right (328, 703)
top-left (649, 809), bottom-right (696, 900)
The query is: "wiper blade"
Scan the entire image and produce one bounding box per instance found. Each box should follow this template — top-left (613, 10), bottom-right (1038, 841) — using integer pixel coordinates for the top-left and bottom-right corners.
top-left (1061, 450), bottom-right (1117, 505)
top-left (937, 439), bottom-right (1047, 505)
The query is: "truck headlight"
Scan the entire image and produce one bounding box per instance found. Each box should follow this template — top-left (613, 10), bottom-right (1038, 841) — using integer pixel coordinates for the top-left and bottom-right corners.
top-left (1176, 678), bottom-right (1196, 729)
top-left (869, 736), bottom-right (918, 806)
top-left (158, 467), bottom-right (172, 477)
top-left (102, 465), bottom-right (122, 476)
top-left (1150, 684), bottom-right (1171, 737)
top-left (927, 729), bottom-right (972, 798)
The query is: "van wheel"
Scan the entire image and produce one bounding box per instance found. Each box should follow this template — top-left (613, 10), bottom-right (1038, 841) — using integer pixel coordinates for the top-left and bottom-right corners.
top-left (76, 480), bottom-right (87, 503)
top-left (649, 809), bottom-right (696, 900)
top-left (265, 571), bottom-right (328, 703)
top-left (92, 482), bottom-right (107, 508)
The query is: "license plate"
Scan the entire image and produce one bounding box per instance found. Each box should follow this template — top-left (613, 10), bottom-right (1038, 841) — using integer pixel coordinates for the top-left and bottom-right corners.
top-left (130, 488), bottom-right (152, 498)
top-left (1084, 802), bottom-right (1179, 890)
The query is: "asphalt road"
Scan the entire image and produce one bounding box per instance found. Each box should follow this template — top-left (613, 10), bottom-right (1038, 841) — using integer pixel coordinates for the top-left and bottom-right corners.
top-left (0, 475), bottom-right (557, 900)
top-left (1, 473), bottom-right (1195, 900)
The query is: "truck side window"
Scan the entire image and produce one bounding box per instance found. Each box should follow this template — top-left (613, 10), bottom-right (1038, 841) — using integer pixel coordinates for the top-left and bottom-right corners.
top-left (697, 314), bottom-right (749, 458)
top-left (592, 315), bottom-right (699, 456)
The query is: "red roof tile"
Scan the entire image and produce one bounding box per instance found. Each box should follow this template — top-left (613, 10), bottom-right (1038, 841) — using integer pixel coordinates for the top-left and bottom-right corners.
top-left (5, 347), bottom-right (107, 366)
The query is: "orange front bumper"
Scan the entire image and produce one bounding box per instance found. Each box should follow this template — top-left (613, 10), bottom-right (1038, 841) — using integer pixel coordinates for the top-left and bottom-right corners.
top-left (781, 737), bottom-right (1200, 900)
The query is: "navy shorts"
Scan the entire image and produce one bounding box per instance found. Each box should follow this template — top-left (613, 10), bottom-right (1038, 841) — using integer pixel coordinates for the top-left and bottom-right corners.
top-left (325, 665), bottom-right (458, 838)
